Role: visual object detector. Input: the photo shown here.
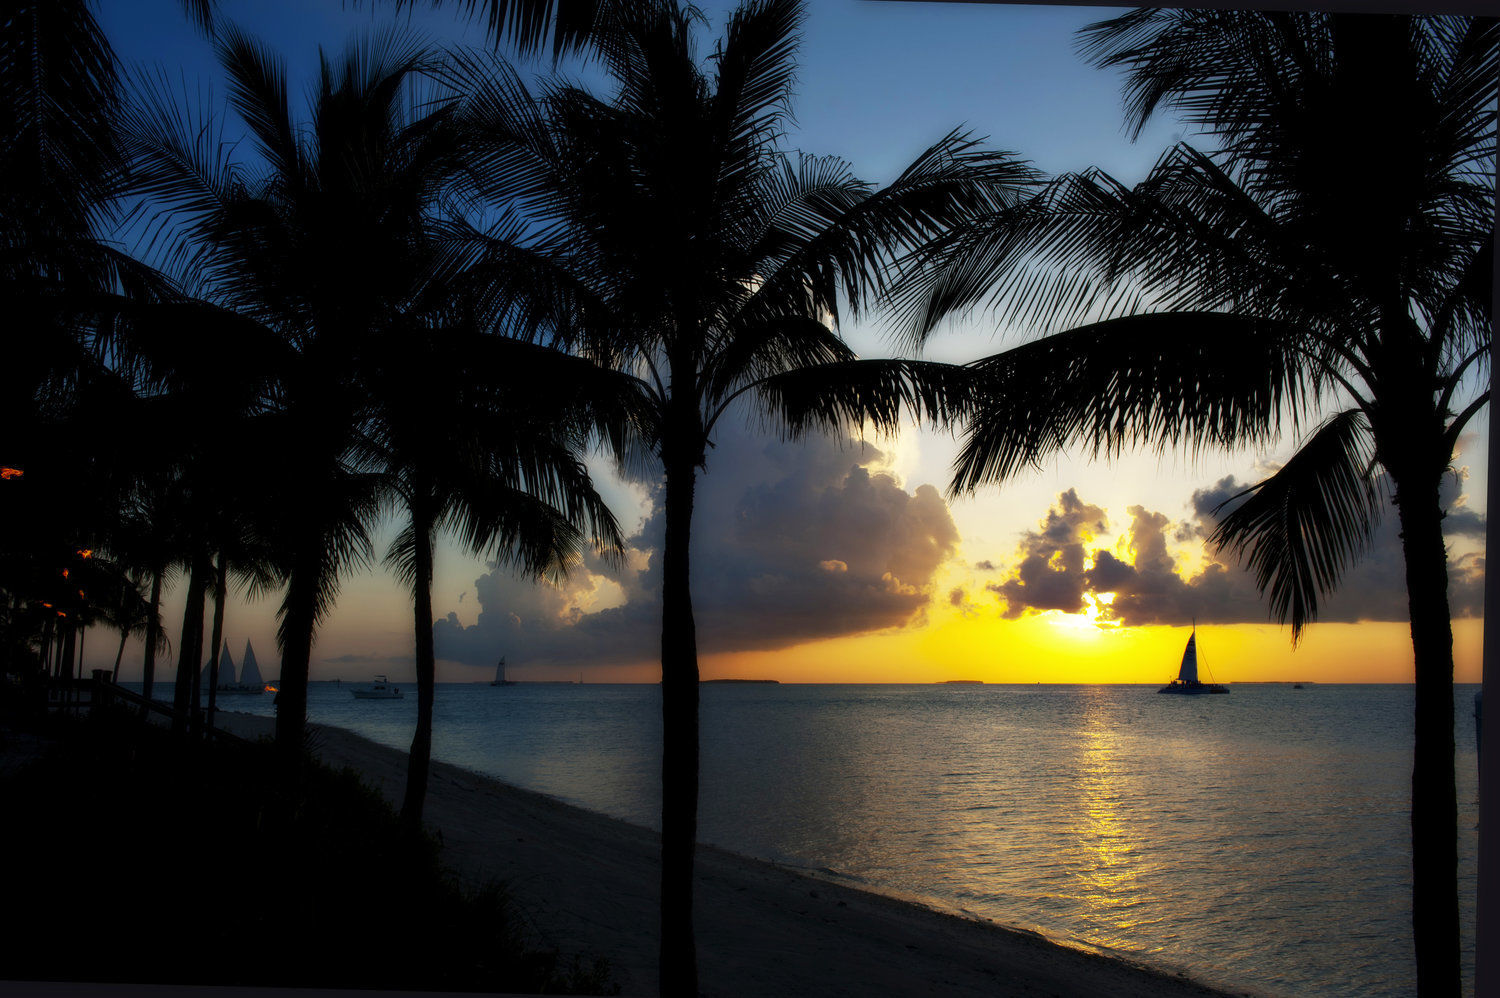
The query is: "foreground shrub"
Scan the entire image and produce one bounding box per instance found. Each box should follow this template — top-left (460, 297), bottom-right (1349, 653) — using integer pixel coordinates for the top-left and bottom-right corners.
top-left (0, 708), bottom-right (614, 994)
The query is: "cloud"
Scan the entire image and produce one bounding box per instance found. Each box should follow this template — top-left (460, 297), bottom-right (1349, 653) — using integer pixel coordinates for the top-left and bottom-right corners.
top-left (986, 472), bottom-right (1485, 627)
top-left (984, 488), bottom-right (1106, 618)
top-left (1183, 469), bottom-right (1485, 623)
top-left (433, 424), bottom-right (962, 672)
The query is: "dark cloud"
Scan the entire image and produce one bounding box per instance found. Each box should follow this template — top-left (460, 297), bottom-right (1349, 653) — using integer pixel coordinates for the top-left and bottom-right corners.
top-left (433, 425), bottom-right (961, 672)
top-left (974, 560), bottom-right (997, 571)
top-left (985, 488), bottom-right (1105, 619)
top-left (988, 471), bottom-right (1484, 628)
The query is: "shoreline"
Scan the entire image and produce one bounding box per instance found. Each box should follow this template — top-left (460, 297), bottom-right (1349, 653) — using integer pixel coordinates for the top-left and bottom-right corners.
top-left (214, 711), bottom-right (1251, 998)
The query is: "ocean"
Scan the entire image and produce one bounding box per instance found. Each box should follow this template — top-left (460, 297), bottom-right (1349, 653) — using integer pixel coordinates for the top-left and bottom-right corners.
top-left (201, 681), bottom-right (1480, 998)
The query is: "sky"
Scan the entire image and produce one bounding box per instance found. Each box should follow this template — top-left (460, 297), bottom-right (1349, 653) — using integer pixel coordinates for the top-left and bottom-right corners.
top-left (89, 0), bottom-right (1489, 685)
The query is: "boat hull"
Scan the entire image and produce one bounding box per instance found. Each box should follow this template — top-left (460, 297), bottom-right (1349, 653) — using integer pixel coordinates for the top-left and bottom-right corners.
top-left (1158, 682), bottom-right (1229, 694)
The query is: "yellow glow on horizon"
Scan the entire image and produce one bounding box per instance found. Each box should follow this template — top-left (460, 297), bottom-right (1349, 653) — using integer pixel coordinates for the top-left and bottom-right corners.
top-left (694, 615), bottom-right (1483, 685)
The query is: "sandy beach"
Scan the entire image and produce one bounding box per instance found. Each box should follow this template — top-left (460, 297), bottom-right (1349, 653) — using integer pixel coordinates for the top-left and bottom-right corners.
top-left (210, 711), bottom-right (1247, 998)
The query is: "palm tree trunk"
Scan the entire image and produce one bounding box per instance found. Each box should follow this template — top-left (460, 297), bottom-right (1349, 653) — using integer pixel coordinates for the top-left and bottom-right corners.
top-left (59, 622), bottom-right (76, 681)
top-left (111, 629), bottom-right (127, 682)
top-left (205, 550), bottom-right (227, 731)
top-left (172, 553), bottom-right (209, 737)
top-left (275, 548), bottom-right (322, 773)
top-left (658, 444), bottom-right (701, 998)
top-left (1394, 474), bottom-right (1460, 998)
top-left (39, 617), bottom-right (52, 677)
top-left (141, 565), bottom-right (163, 706)
top-left (401, 492), bottom-right (437, 832)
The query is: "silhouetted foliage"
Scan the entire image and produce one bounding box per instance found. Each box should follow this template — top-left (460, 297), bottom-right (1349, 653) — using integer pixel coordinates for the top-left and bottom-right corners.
top-left (0, 708), bottom-right (616, 993)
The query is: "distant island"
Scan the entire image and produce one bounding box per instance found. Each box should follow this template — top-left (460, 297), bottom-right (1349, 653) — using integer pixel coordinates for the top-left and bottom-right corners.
top-left (703, 678), bottom-right (779, 684)
top-left (941, 680), bottom-right (984, 685)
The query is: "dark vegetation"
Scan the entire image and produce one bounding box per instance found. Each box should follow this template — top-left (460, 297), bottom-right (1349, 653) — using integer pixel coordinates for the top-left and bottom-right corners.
top-left (0, 701), bottom-right (615, 994)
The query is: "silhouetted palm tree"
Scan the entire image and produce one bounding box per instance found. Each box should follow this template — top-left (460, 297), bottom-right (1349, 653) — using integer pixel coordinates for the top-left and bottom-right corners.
top-left (894, 13), bottom-right (1494, 996)
top-left (291, 70), bottom-right (634, 828)
top-left (370, 325), bottom-right (630, 830)
top-left (401, 0), bottom-right (660, 59)
top-left (122, 29), bottom-right (452, 765)
top-left (452, 1), bottom-right (1034, 989)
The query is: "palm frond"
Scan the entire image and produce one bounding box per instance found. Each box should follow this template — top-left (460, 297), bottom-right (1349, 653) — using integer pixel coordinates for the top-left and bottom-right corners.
top-left (951, 312), bottom-right (1311, 494)
top-left (1209, 408), bottom-right (1381, 640)
top-left (752, 358), bottom-right (973, 441)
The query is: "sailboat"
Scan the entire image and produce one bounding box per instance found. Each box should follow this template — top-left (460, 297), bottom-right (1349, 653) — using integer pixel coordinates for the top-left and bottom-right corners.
top-left (1158, 625), bottom-right (1229, 694)
top-left (238, 640), bottom-right (265, 692)
top-left (491, 656), bottom-right (515, 687)
top-left (209, 644), bottom-right (236, 689)
top-left (215, 640), bottom-right (268, 693)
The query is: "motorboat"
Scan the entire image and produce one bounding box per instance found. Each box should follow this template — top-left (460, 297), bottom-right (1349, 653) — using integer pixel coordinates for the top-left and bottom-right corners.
top-left (352, 675), bottom-right (404, 699)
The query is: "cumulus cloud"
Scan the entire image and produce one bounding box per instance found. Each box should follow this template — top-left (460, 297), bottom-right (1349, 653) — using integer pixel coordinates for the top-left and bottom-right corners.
top-left (984, 488), bottom-right (1106, 618)
top-left (433, 423), bottom-right (962, 672)
top-left (987, 470), bottom-right (1484, 627)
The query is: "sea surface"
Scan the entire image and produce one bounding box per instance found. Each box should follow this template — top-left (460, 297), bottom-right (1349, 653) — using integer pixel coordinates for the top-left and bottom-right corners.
top-left (200, 681), bottom-right (1480, 998)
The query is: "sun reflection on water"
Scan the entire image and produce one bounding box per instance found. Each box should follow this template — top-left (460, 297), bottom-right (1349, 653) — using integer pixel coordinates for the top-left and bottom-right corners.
top-left (1065, 693), bottom-right (1158, 945)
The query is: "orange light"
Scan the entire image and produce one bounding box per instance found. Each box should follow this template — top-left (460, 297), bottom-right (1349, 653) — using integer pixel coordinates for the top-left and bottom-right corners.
top-left (77, 589), bottom-right (85, 598)
top-left (1, 467), bottom-right (22, 480)
top-left (62, 568), bottom-right (69, 579)
top-left (264, 684), bottom-right (278, 693)
top-left (76, 549), bottom-right (93, 559)
top-left (40, 602), bottom-right (52, 609)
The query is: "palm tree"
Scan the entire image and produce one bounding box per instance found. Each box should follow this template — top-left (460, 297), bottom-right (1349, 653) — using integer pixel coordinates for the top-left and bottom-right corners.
top-left (370, 324), bottom-right (630, 830)
top-left (894, 13), bottom-right (1494, 997)
top-left (452, 1), bottom-right (1033, 989)
top-left (282, 64), bottom-right (636, 828)
top-left (123, 28), bottom-right (459, 767)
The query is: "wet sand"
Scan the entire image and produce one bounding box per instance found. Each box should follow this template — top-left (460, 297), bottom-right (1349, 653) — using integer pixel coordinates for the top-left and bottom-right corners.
top-left (215, 711), bottom-right (1248, 997)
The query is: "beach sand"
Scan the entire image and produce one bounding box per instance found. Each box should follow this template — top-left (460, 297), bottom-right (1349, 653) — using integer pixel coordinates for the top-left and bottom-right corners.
top-left (214, 711), bottom-right (1247, 998)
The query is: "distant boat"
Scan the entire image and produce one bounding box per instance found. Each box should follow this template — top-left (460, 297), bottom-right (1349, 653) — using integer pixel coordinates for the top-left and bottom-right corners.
top-left (209, 644), bottom-right (235, 687)
top-left (491, 656), bottom-right (515, 687)
top-left (238, 640), bottom-right (263, 688)
top-left (215, 640), bottom-right (268, 694)
top-left (1158, 626), bottom-right (1229, 695)
top-left (352, 675), bottom-right (404, 699)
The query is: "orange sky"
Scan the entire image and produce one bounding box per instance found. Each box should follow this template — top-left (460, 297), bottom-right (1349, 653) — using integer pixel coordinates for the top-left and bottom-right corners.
top-left (585, 613), bottom-right (1485, 686)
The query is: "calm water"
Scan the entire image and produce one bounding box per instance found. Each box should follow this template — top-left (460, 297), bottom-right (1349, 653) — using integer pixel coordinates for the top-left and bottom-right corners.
top-left (203, 681), bottom-right (1480, 998)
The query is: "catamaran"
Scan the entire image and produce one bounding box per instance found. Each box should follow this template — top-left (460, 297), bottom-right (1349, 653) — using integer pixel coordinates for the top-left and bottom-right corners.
top-left (213, 640), bottom-right (269, 693)
top-left (490, 656), bottom-right (515, 687)
top-left (1158, 625), bottom-right (1229, 694)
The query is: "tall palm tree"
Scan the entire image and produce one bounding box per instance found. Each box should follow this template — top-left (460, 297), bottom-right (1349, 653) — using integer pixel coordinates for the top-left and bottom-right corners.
top-left (123, 28), bottom-right (458, 767)
top-left (453, 1), bottom-right (1033, 989)
top-left (294, 69), bottom-right (635, 828)
top-left (894, 13), bottom-right (1494, 997)
top-left (370, 324), bottom-right (630, 830)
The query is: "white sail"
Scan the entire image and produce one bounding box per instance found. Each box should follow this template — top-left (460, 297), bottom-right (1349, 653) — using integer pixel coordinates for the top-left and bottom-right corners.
top-left (240, 640), bottom-right (263, 688)
top-left (216, 644), bottom-right (236, 687)
top-left (1178, 633), bottom-right (1199, 683)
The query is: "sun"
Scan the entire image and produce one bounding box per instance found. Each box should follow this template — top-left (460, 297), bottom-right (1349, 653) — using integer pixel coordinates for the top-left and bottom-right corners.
top-left (1042, 593), bottom-right (1123, 641)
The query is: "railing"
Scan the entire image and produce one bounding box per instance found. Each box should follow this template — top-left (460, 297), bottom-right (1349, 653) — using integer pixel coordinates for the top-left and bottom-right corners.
top-left (45, 670), bottom-right (250, 745)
